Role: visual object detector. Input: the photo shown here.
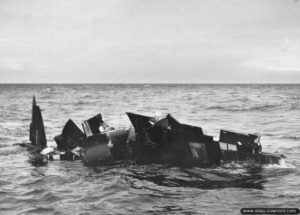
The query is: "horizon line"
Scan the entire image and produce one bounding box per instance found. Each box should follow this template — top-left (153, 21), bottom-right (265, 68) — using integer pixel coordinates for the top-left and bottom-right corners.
top-left (0, 82), bottom-right (299, 85)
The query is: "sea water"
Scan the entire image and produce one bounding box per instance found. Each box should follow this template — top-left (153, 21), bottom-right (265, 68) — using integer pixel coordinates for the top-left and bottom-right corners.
top-left (0, 84), bottom-right (299, 214)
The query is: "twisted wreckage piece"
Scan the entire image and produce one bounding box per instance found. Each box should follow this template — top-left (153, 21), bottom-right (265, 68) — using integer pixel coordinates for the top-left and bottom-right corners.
top-left (25, 96), bottom-right (285, 166)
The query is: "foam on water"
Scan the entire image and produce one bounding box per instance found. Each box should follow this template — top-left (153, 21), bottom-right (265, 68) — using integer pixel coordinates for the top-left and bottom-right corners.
top-left (263, 158), bottom-right (296, 170)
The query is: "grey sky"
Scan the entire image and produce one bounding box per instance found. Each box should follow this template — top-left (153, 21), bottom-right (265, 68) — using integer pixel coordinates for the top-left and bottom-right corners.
top-left (0, 0), bottom-right (300, 83)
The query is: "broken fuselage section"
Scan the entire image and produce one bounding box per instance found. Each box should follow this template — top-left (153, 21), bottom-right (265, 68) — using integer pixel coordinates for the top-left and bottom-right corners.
top-left (53, 114), bottom-right (131, 164)
top-left (126, 112), bottom-right (284, 166)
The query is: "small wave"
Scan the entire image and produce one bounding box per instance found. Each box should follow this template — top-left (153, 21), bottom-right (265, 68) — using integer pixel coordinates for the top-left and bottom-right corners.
top-left (261, 159), bottom-right (296, 176)
top-left (207, 104), bottom-right (279, 112)
top-left (262, 133), bottom-right (277, 137)
top-left (122, 163), bottom-right (266, 190)
top-left (263, 159), bottom-right (296, 170)
top-left (19, 206), bottom-right (56, 214)
top-left (279, 135), bottom-right (299, 140)
top-left (148, 205), bottom-right (184, 214)
top-left (74, 100), bottom-right (91, 106)
top-left (207, 105), bottom-right (226, 110)
top-left (0, 143), bottom-right (12, 148)
top-left (0, 146), bottom-right (23, 156)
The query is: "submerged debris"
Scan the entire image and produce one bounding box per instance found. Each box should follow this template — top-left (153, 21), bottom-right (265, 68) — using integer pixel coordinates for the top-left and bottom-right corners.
top-left (23, 96), bottom-right (285, 167)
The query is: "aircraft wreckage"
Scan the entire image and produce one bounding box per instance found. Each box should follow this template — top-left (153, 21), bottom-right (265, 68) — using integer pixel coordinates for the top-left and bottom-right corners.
top-left (21, 96), bottom-right (285, 166)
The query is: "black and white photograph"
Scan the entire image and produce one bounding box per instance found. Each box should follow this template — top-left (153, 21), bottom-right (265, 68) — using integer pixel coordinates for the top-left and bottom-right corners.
top-left (0, 0), bottom-right (299, 214)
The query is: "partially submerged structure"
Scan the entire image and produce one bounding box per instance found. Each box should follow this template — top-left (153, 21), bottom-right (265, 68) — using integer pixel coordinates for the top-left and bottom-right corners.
top-left (29, 96), bottom-right (47, 147)
top-left (26, 96), bottom-right (284, 166)
top-left (126, 112), bottom-right (283, 165)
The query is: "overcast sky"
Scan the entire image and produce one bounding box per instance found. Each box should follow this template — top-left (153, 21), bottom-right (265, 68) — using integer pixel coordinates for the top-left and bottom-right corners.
top-left (0, 0), bottom-right (300, 83)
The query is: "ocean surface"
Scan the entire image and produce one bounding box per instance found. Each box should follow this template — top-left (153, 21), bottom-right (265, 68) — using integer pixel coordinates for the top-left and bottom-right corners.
top-left (0, 84), bottom-right (299, 215)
